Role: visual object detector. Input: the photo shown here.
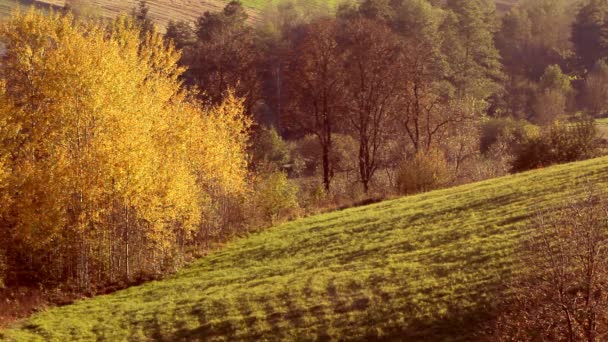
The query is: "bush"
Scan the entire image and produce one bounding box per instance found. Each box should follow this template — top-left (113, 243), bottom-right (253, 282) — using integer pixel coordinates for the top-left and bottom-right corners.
top-left (511, 118), bottom-right (597, 172)
top-left (397, 149), bottom-right (450, 195)
top-left (480, 118), bottom-right (535, 154)
top-left (251, 126), bottom-right (290, 172)
top-left (251, 171), bottom-right (300, 224)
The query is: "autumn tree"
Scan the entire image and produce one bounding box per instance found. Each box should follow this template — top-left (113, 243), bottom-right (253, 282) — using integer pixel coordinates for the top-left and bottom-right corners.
top-left (285, 18), bottom-right (344, 192)
top-left (164, 20), bottom-right (195, 50)
top-left (339, 18), bottom-right (403, 193)
top-left (250, 126), bottom-right (290, 173)
top-left (495, 0), bottom-right (577, 119)
top-left (392, 0), bottom-right (450, 153)
top-left (0, 11), bottom-right (250, 289)
top-left (184, 1), bottom-right (260, 113)
top-left (255, 0), bottom-right (330, 128)
top-left (390, 0), bottom-right (484, 183)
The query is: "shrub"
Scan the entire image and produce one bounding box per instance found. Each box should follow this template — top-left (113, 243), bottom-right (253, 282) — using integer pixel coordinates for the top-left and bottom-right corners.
top-left (397, 149), bottom-right (450, 195)
top-left (251, 126), bottom-right (290, 172)
top-left (251, 171), bottom-right (300, 224)
top-left (480, 118), bottom-right (535, 154)
top-left (511, 118), bottom-right (597, 172)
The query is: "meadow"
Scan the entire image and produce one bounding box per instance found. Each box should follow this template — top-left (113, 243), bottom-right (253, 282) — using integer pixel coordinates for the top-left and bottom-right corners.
top-left (0, 0), bottom-right (337, 27)
top-left (0, 0), bottom-right (517, 28)
top-left (2, 155), bottom-right (607, 341)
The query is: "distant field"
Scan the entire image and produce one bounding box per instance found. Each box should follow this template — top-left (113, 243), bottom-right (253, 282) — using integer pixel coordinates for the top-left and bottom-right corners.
top-left (0, 0), bottom-right (518, 28)
top-left (4, 156), bottom-right (608, 340)
top-left (0, 0), bottom-right (341, 27)
top-left (0, 0), bottom-right (254, 27)
top-left (495, 0), bottom-right (517, 12)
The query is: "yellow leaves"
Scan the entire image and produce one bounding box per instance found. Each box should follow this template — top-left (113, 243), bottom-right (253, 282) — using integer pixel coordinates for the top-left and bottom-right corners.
top-left (0, 10), bottom-right (251, 265)
top-left (192, 93), bottom-right (252, 196)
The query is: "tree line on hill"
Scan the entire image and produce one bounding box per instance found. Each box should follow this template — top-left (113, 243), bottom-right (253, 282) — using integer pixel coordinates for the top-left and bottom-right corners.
top-left (1, 0), bottom-right (608, 327)
top-left (164, 0), bottom-right (603, 195)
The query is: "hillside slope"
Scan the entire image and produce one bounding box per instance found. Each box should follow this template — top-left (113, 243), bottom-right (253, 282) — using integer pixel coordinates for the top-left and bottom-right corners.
top-left (3, 156), bottom-right (608, 341)
top-left (0, 0), bottom-right (518, 27)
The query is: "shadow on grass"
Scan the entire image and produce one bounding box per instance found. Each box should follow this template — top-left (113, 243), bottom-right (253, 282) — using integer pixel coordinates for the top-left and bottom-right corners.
top-left (141, 278), bottom-right (502, 342)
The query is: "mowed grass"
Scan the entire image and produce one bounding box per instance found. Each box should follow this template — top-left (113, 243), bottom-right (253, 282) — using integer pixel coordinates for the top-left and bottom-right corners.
top-left (1, 0), bottom-right (517, 29)
top-left (4, 0), bottom-right (342, 28)
top-left (2, 157), bottom-right (608, 341)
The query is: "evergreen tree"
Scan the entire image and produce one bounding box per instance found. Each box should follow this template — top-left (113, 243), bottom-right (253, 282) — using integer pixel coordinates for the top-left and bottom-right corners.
top-left (443, 0), bottom-right (503, 100)
top-left (164, 20), bottom-right (195, 50)
top-left (572, 0), bottom-right (608, 71)
top-left (583, 59), bottom-right (608, 116)
top-left (131, 0), bottom-right (155, 38)
top-left (497, 0), bottom-right (574, 81)
top-left (185, 1), bottom-right (260, 113)
top-left (533, 65), bottom-right (573, 125)
top-left (359, 0), bottom-right (395, 22)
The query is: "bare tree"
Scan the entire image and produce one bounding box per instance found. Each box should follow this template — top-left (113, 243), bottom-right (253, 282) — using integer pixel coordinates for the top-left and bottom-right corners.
top-left (490, 188), bottom-right (608, 341)
top-left (339, 18), bottom-right (403, 193)
top-left (285, 18), bottom-right (344, 192)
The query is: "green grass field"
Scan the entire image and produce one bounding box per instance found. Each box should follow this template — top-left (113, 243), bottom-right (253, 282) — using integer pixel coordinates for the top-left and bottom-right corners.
top-left (2, 156), bottom-right (608, 341)
top-left (0, 0), bottom-right (341, 29)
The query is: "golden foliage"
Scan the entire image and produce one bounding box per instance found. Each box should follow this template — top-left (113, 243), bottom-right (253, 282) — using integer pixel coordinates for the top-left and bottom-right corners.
top-left (397, 149), bottom-right (450, 195)
top-left (0, 10), bottom-right (250, 285)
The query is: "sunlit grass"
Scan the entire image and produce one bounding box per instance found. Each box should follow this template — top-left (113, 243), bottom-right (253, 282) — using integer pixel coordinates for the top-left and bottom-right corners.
top-left (3, 156), bottom-right (608, 340)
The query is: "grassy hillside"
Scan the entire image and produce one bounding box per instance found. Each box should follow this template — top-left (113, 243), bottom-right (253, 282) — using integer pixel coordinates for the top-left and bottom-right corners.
top-left (3, 156), bottom-right (608, 341)
top-left (0, 0), bottom-right (338, 26)
top-left (0, 0), bottom-right (518, 27)
top-left (0, 0), bottom-right (61, 19)
top-left (0, 0), bottom-right (244, 26)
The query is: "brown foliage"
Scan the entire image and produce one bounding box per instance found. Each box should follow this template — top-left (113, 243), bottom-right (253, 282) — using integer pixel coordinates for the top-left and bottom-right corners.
top-left (285, 18), bottom-right (345, 192)
top-left (339, 17), bottom-right (403, 193)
